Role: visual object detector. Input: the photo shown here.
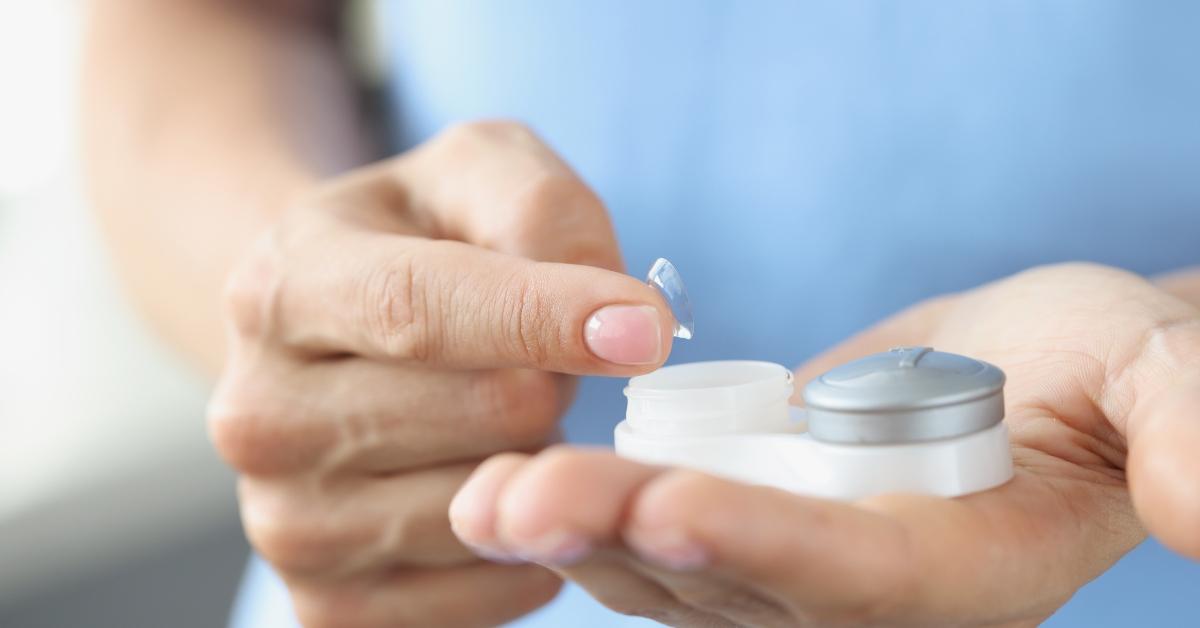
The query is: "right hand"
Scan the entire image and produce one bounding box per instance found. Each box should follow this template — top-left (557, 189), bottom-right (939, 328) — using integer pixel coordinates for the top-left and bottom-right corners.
top-left (207, 121), bottom-right (675, 627)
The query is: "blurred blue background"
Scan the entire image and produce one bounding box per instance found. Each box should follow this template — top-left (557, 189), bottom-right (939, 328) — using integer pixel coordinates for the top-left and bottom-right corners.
top-left (4, 2), bottom-right (1196, 626)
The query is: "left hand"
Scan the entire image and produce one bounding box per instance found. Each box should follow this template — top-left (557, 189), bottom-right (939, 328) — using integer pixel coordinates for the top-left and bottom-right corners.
top-left (448, 263), bottom-right (1200, 627)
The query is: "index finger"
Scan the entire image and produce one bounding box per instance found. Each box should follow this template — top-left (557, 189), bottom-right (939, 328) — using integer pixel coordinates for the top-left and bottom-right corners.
top-left (259, 229), bottom-right (674, 375)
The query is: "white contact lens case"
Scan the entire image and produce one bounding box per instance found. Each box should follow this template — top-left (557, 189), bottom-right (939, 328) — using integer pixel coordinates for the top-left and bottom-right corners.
top-left (619, 261), bottom-right (1012, 500)
top-left (614, 350), bottom-right (1013, 499)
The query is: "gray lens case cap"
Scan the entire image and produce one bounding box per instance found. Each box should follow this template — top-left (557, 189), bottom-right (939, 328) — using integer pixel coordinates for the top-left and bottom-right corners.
top-left (802, 347), bottom-right (1006, 445)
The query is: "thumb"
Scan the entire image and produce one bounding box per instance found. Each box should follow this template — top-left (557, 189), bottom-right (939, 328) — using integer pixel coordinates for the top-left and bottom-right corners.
top-left (1126, 369), bottom-right (1200, 559)
top-left (396, 120), bottom-right (627, 273)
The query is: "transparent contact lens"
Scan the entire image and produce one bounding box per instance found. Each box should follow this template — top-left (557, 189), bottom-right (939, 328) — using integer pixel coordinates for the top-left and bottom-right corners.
top-left (645, 258), bottom-right (694, 340)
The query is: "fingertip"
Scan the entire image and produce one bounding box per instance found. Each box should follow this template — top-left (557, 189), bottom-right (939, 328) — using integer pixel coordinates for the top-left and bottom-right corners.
top-left (567, 263), bottom-right (677, 372)
top-left (583, 304), bottom-right (667, 367)
top-left (449, 453), bottom-right (530, 546)
top-left (513, 261), bottom-right (675, 376)
top-left (491, 447), bottom-right (660, 566)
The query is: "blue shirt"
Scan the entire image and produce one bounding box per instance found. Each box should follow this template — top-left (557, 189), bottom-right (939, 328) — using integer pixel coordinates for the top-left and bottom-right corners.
top-left (234, 2), bottom-right (1200, 626)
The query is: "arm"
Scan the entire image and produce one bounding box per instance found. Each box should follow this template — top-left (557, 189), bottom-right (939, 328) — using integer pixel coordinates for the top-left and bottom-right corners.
top-left (84, 4), bottom-right (677, 626)
top-left (82, 0), bottom-right (369, 373)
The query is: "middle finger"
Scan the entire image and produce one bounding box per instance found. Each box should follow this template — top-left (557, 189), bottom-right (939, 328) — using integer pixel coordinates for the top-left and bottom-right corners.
top-left (241, 460), bottom-right (483, 578)
top-left (211, 357), bottom-right (572, 477)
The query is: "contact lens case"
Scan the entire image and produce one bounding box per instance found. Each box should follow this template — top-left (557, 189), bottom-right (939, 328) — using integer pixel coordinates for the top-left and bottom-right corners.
top-left (617, 261), bottom-right (1013, 499)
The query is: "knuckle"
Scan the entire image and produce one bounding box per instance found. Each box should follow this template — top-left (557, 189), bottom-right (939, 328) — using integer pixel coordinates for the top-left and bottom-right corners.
top-left (358, 245), bottom-right (436, 362)
top-left (497, 173), bottom-right (621, 270)
top-left (438, 119), bottom-right (537, 152)
top-left (501, 174), bottom-right (607, 251)
top-left (249, 523), bottom-right (338, 579)
top-left (207, 387), bottom-right (282, 475)
top-left (207, 374), bottom-right (325, 476)
top-left (510, 172), bottom-right (596, 221)
top-left (244, 512), bottom-right (319, 577)
top-left (496, 271), bottom-right (559, 369)
top-left (241, 482), bottom-right (361, 578)
top-left (474, 370), bottom-right (565, 446)
top-left (222, 234), bottom-right (285, 341)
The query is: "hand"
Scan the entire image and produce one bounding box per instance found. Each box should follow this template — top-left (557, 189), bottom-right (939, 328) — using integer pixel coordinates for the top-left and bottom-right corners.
top-left (206, 121), bottom-right (676, 627)
top-left (449, 263), bottom-right (1200, 627)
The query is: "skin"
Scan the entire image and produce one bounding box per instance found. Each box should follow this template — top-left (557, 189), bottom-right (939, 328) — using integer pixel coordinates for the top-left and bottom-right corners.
top-left (82, 0), bottom-right (365, 372)
top-left (207, 121), bottom-right (677, 627)
top-left (86, 1), bottom-right (674, 625)
top-left (452, 264), bottom-right (1200, 627)
top-left (84, 1), bottom-right (1200, 626)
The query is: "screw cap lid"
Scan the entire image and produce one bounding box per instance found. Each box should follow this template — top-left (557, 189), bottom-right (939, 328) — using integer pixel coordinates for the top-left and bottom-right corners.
top-left (802, 347), bottom-right (1005, 444)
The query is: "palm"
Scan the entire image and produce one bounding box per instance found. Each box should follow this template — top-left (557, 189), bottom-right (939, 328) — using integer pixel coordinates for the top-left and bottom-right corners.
top-left (788, 263), bottom-right (1196, 623)
top-left (451, 264), bottom-right (1200, 627)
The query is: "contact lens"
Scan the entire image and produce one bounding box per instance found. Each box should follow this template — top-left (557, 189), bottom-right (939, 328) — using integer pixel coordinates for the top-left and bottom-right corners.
top-left (645, 258), bottom-right (694, 340)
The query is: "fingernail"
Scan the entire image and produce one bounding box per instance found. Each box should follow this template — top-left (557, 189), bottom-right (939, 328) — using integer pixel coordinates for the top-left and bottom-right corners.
top-left (512, 529), bottom-right (593, 567)
top-left (585, 305), bottom-right (662, 365)
top-left (625, 528), bottom-right (709, 571)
